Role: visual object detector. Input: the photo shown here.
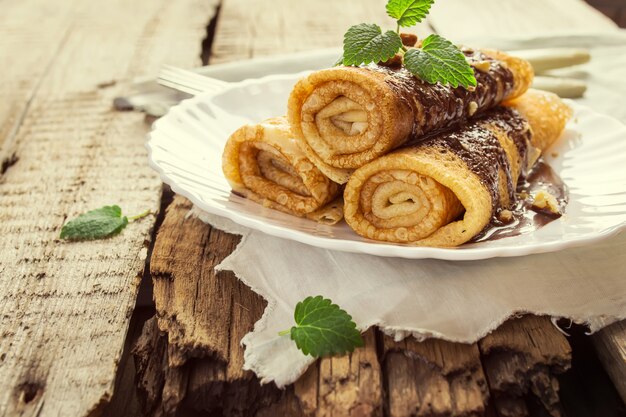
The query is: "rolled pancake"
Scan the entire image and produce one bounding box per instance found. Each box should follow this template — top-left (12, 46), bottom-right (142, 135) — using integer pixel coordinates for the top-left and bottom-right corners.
top-left (222, 117), bottom-right (342, 224)
top-left (288, 48), bottom-right (534, 183)
top-left (343, 90), bottom-right (572, 247)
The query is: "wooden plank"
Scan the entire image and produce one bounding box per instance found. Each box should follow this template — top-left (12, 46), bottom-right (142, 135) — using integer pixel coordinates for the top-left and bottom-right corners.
top-left (0, 0), bottom-right (79, 163)
top-left (210, 0), bottom-right (432, 64)
top-left (429, 0), bottom-right (618, 40)
top-left (593, 321), bottom-right (626, 404)
top-left (383, 336), bottom-right (488, 417)
top-left (478, 316), bottom-right (571, 417)
top-left (150, 196), bottom-right (247, 367)
top-left (149, 194), bottom-right (271, 382)
top-left (0, 1), bottom-right (216, 415)
top-left (293, 329), bottom-right (382, 417)
top-left (133, 309), bottom-right (293, 417)
top-left (137, 196), bottom-right (289, 416)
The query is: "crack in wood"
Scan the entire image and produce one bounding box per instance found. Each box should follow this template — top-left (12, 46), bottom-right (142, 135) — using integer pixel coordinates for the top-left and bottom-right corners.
top-left (202, 4), bottom-right (223, 65)
top-left (0, 26), bottom-right (73, 169)
top-left (102, 186), bottom-right (173, 417)
top-left (16, 381), bottom-right (44, 405)
top-left (0, 153), bottom-right (18, 175)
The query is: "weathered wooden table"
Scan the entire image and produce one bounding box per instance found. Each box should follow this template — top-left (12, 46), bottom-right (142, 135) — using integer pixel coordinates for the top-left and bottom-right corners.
top-left (1, 1), bottom-right (625, 416)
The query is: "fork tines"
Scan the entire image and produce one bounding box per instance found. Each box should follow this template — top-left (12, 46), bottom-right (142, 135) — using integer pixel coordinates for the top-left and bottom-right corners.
top-left (158, 65), bottom-right (228, 95)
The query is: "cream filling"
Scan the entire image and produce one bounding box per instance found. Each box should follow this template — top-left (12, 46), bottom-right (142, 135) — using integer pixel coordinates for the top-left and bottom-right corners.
top-left (300, 82), bottom-right (384, 163)
top-left (329, 104), bottom-right (369, 136)
top-left (256, 150), bottom-right (310, 197)
top-left (324, 97), bottom-right (369, 136)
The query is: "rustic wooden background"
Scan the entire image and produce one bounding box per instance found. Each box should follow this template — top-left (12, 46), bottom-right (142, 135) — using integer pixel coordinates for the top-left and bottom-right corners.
top-left (0, 1), bottom-right (625, 417)
top-left (587, 0), bottom-right (626, 27)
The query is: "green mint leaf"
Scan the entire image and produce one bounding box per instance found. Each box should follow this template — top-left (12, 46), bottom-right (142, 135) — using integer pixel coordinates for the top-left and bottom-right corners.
top-left (386, 0), bottom-right (435, 27)
top-left (289, 296), bottom-right (363, 358)
top-left (343, 23), bottom-right (402, 66)
top-left (60, 205), bottom-right (129, 241)
top-left (403, 34), bottom-right (477, 88)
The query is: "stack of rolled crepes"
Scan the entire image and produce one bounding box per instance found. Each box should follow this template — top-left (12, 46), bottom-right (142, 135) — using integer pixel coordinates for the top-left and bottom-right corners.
top-left (221, 46), bottom-right (571, 246)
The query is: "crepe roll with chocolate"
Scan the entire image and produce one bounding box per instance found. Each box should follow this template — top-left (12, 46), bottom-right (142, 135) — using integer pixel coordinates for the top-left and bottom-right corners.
top-left (222, 117), bottom-right (343, 224)
top-left (343, 90), bottom-right (571, 247)
top-left (288, 48), bottom-right (534, 184)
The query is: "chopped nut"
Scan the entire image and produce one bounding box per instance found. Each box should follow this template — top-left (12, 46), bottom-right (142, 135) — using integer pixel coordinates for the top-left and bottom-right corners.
top-left (472, 60), bottom-right (491, 73)
top-left (400, 33), bottom-right (418, 47)
top-left (468, 101), bottom-right (478, 116)
top-left (532, 190), bottom-right (560, 215)
top-left (380, 53), bottom-right (402, 67)
top-left (498, 209), bottom-right (513, 223)
top-left (467, 85), bottom-right (476, 92)
top-left (526, 146), bottom-right (542, 171)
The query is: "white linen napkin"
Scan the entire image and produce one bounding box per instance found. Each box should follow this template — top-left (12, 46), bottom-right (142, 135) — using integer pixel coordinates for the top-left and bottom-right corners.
top-left (193, 33), bottom-right (626, 387)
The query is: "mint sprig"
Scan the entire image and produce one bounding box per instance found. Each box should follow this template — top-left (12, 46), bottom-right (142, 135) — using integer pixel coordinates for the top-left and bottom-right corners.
top-left (60, 205), bottom-right (151, 241)
top-left (343, 24), bottom-right (402, 67)
top-left (404, 34), bottom-right (477, 88)
top-left (279, 296), bottom-right (364, 358)
top-left (386, 0), bottom-right (435, 27)
top-left (339, 0), bottom-right (477, 89)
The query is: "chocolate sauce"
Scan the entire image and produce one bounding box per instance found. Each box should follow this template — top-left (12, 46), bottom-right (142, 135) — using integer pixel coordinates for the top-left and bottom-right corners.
top-left (471, 160), bottom-right (568, 242)
top-left (414, 108), bottom-right (531, 217)
top-left (399, 106), bottom-right (563, 243)
top-left (488, 107), bottom-right (533, 177)
top-left (367, 49), bottom-right (515, 142)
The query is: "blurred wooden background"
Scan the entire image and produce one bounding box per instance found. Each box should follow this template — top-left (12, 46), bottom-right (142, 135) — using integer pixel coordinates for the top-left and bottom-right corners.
top-left (587, 0), bottom-right (626, 26)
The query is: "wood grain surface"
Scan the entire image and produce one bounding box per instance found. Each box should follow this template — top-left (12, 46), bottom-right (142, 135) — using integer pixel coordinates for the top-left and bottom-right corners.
top-left (294, 329), bottom-right (383, 417)
top-left (383, 336), bottom-right (488, 417)
top-left (593, 321), bottom-right (626, 404)
top-left (586, 0), bottom-right (626, 27)
top-left (479, 316), bottom-right (571, 417)
top-left (0, 0), bottom-right (624, 415)
top-left (428, 0), bottom-right (618, 39)
top-left (209, 0), bottom-right (432, 65)
top-left (0, 0), bottom-right (216, 415)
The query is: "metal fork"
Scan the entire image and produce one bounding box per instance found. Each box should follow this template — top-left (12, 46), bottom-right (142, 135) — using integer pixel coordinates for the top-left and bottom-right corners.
top-left (157, 65), bottom-right (229, 95)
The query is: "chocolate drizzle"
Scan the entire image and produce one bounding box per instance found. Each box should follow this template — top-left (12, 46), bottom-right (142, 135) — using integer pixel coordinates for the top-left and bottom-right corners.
top-left (471, 160), bottom-right (568, 242)
top-left (488, 107), bottom-right (534, 178)
top-left (415, 108), bottom-right (531, 220)
top-left (403, 106), bottom-right (563, 244)
top-left (368, 49), bottom-right (515, 143)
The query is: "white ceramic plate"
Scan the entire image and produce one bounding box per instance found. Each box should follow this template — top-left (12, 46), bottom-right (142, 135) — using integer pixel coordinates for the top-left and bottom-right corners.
top-left (147, 71), bottom-right (626, 260)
